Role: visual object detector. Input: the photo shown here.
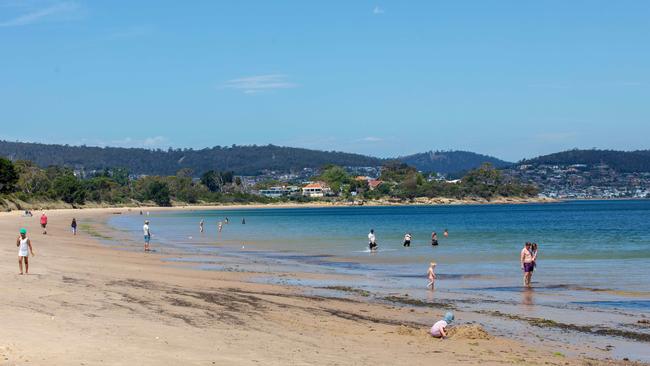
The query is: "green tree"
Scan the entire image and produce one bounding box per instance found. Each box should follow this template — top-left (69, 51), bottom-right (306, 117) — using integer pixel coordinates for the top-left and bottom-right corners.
top-left (317, 165), bottom-right (351, 194)
top-left (52, 174), bottom-right (86, 204)
top-left (146, 180), bottom-right (171, 206)
top-left (0, 157), bottom-right (19, 193)
top-left (200, 170), bottom-right (221, 192)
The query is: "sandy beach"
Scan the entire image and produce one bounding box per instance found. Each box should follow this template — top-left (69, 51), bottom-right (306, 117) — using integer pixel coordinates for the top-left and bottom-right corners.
top-left (0, 208), bottom-right (641, 365)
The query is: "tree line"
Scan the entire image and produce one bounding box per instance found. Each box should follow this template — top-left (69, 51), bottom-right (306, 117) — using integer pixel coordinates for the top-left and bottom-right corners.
top-left (0, 157), bottom-right (538, 210)
top-left (0, 158), bottom-right (273, 208)
top-left (312, 162), bottom-right (538, 200)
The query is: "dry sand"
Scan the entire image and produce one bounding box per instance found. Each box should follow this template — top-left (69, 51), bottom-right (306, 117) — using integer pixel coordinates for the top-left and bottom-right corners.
top-left (0, 208), bottom-right (636, 365)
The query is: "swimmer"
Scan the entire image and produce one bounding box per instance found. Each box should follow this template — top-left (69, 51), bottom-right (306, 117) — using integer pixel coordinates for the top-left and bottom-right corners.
top-left (199, 219), bottom-right (204, 233)
top-left (443, 229), bottom-right (448, 238)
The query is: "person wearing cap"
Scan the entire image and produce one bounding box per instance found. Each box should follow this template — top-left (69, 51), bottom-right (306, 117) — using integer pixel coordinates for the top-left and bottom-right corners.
top-left (143, 220), bottom-right (152, 252)
top-left (16, 228), bottom-right (35, 275)
top-left (430, 312), bottom-right (454, 339)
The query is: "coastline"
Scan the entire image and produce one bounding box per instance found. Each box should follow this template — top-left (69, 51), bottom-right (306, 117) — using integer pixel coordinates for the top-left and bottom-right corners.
top-left (0, 207), bottom-right (643, 365)
top-left (0, 195), bottom-right (559, 213)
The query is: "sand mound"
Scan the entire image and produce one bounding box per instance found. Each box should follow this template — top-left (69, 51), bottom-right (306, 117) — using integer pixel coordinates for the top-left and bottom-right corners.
top-left (397, 325), bottom-right (419, 336)
top-left (447, 325), bottom-right (491, 340)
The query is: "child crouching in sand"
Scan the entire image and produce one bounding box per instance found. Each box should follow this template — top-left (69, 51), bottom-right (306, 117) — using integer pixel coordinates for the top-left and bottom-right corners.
top-left (430, 312), bottom-right (454, 339)
top-left (427, 262), bottom-right (437, 289)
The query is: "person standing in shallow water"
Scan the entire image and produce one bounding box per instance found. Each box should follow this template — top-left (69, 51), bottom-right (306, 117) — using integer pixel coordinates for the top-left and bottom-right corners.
top-left (403, 233), bottom-right (412, 247)
top-left (368, 229), bottom-right (377, 251)
top-left (431, 231), bottom-right (439, 246)
top-left (143, 220), bottom-right (152, 252)
top-left (520, 242), bottom-right (535, 286)
top-left (199, 219), bottom-right (204, 233)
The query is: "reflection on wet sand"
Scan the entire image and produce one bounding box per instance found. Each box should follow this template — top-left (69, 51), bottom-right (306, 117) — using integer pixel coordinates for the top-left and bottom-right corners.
top-left (521, 287), bottom-right (534, 306)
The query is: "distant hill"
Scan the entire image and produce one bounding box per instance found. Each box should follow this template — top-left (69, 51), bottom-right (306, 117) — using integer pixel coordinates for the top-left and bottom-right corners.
top-left (0, 141), bottom-right (382, 176)
top-left (398, 151), bottom-right (511, 174)
top-left (0, 141), bottom-right (517, 177)
top-left (520, 149), bottom-right (650, 173)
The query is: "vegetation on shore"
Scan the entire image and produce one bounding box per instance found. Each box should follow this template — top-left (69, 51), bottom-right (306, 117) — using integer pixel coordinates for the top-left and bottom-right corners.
top-left (0, 157), bottom-right (538, 211)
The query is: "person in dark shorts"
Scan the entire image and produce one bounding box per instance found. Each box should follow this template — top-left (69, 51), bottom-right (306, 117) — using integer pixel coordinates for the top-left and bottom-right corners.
top-left (520, 242), bottom-right (536, 286)
top-left (431, 231), bottom-right (439, 246)
top-left (368, 229), bottom-right (377, 251)
top-left (403, 233), bottom-right (412, 247)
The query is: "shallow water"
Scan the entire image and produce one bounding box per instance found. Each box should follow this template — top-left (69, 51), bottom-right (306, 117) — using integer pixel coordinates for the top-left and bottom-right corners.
top-left (109, 200), bottom-right (650, 360)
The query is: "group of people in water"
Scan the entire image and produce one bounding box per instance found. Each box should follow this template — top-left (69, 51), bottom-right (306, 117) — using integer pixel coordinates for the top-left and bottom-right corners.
top-left (367, 228), bottom-right (449, 251)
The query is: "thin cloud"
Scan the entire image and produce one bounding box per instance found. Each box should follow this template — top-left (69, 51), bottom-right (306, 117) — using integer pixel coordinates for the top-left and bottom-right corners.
top-left (0, 1), bottom-right (82, 27)
top-left (535, 132), bottom-right (576, 143)
top-left (108, 136), bottom-right (167, 148)
top-left (373, 6), bottom-right (385, 15)
top-left (105, 25), bottom-right (155, 40)
top-left (223, 74), bottom-right (298, 94)
top-left (143, 136), bottom-right (167, 147)
top-left (359, 136), bottom-right (384, 142)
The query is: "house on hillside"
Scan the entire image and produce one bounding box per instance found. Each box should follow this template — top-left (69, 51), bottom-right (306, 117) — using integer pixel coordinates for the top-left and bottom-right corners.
top-left (259, 186), bottom-right (299, 198)
top-left (368, 180), bottom-right (383, 190)
top-left (302, 182), bottom-right (332, 197)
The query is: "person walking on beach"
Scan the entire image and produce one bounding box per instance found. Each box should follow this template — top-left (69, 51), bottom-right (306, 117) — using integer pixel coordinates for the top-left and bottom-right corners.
top-left (40, 212), bottom-right (48, 235)
top-left (71, 218), bottom-right (77, 235)
top-left (431, 231), bottom-right (439, 246)
top-left (520, 242), bottom-right (535, 286)
top-left (199, 219), bottom-right (204, 233)
top-left (403, 233), bottom-right (412, 247)
top-left (17, 228), bottom-right (35, 275)
top-left (143, 220), bottom-right (152, 252)
top-left (368, 229), bottom-right (377, 251)
top-left (427, 262), bottom-right (437, 289)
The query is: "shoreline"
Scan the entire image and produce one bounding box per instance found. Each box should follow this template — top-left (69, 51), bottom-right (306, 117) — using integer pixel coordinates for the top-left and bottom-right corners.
top-left (1, 195), bottom-right (559, 214)
top-left (1, 207), bottom-right (646, 365)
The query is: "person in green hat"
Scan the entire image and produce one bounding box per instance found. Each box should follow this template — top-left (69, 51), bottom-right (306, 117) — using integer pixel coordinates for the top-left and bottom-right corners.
top-left (16, 228), bottom-right (35, 275)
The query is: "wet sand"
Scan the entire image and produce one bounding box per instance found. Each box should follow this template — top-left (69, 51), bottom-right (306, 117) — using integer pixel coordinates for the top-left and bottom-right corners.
top-left (0, 208), bottom-right (643, 365)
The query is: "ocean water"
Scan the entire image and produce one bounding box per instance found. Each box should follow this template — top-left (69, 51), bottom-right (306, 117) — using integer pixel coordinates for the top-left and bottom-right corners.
top-left (108, 200), bottom-right (650, 358)
top-left (110, 200), bottom-right (650, 289)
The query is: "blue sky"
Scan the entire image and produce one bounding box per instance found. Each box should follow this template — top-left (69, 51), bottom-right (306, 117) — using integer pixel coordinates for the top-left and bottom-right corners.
top-left (1, 0), bottom-right (648, 161)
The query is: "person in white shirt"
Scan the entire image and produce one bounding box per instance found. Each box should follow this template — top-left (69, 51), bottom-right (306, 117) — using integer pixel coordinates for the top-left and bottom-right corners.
top-left (430, 312), bottom-right (454, 338)
top-left (143, 220), bottom-right (152, 252)
top-left (403, 233), bottom-right (412, 247)
top-left (368, 229), bottom-right (377, 251)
